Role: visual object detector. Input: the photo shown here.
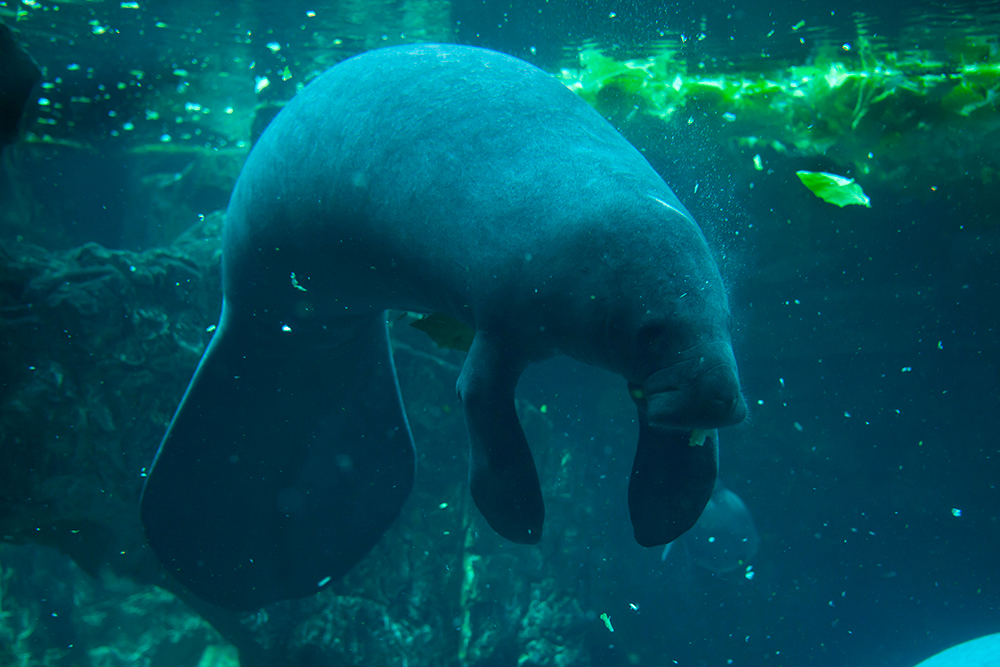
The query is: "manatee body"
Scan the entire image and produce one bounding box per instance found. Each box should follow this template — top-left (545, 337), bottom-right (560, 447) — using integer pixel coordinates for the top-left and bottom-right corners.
top-left (0, 23), bottom-right (41, 148)
top-left (913, 634), bottom-right (1000, 667)
top-left (140, 43), bottom-right (746, 610)
top-left (661, 480), bottom-right (760, 574)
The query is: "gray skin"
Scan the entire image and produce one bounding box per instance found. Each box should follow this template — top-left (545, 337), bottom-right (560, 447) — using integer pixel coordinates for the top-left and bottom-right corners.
top-left (140, 43), bottom-right (747, 610)
top-left (1, 23), bottom-right (41, 148)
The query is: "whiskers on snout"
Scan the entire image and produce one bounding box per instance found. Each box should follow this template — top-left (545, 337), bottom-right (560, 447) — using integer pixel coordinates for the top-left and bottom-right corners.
top-left (731, 397), bottom-right (752, 429)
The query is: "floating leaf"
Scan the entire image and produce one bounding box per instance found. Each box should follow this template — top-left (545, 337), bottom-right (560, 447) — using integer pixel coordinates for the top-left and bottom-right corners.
top-left (796, 170), bottom-right (871, 208)
top-left (409, 313), bottom-right (475, 352)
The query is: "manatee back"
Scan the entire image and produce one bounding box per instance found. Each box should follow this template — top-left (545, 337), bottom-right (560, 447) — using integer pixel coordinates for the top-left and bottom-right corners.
top-left (223, 44), bottom-right (690, 315)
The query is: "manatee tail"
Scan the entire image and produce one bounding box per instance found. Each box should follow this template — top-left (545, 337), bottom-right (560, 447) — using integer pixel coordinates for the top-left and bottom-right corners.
top-left (628, 423), bottom-right (718, 547)
top-left (140, 306), bottom-right (415, 610)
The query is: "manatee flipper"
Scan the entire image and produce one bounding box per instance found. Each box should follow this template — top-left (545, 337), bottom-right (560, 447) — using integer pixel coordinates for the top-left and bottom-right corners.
top-left (628, 412), bottom-right (718, 547)
top-left (457, 333), bottom-right (544, 544)
top-left (140, 307), bottom-right (415, 610)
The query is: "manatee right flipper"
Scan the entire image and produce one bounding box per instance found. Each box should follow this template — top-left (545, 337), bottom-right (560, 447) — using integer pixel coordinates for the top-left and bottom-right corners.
top-left (457, 332), bottom-right (544, 544)
top-left (628, 410), bottom-right (719, 547)
top-left (140, 307), bottom-right (415, 610)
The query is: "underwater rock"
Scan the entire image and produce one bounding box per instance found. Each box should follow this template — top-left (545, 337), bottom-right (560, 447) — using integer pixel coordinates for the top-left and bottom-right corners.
top-left (0, 211), bottom-right (594, 665)
top-left (0, 215), bottom-right (223, 585)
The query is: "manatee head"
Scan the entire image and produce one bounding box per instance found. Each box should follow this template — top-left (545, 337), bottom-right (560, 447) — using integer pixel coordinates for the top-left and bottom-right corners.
top-left (628, 337), bottom-right (746, 430)
top-left (607, 197), bottom-right (747, 431)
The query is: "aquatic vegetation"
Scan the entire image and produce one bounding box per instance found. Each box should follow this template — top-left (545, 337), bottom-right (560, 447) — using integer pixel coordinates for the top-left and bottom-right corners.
top-left (558, 37), bottom-right (1000, 193)
top-left (796, 170), bottom-right (872, 208)
top-left (408, 312), bottom-right (475, 352)
top-left (0, 557), bottom-right (40, 667)
top-left (0, 544), bottom-right (237, 667)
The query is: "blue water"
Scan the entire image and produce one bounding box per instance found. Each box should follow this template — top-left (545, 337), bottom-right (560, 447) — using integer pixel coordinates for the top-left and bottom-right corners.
top-left (1, 0), bottom-right (997, 665)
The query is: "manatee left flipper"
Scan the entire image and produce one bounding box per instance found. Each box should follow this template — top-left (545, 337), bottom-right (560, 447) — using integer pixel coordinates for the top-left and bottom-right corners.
top-left (140, 307), bottom-right (415, 610)
top-left (457, 332), bottom-right (544, 544)
top-left (628, 413), bottom-right (718, 547)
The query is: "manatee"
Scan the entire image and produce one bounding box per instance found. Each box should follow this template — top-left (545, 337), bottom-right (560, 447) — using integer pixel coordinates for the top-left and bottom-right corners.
top-left (140, 43), bottom-right (747, 610)
top-left (913, 634), bottom-right (1000, 667)
top-left (661, 478), bottom-right (760, 574)
top-left (0, 23), bottom-right (41, 148)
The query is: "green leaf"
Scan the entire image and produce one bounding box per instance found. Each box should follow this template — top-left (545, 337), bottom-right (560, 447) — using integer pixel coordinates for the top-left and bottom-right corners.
top-left (409, 313), bottom-right (475, 352)
top-left (796, 170), bottom-right (871, 208)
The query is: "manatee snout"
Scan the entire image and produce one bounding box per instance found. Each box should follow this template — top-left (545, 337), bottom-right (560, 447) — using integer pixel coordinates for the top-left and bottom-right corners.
top-left (687, 363), bottom-right (747, 426)
top-left (633, 344), bottom-right (747, 430)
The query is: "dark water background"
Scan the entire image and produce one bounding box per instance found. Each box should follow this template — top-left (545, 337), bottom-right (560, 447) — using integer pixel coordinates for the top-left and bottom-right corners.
top-left (1, 0), bottom-right (997, 665)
